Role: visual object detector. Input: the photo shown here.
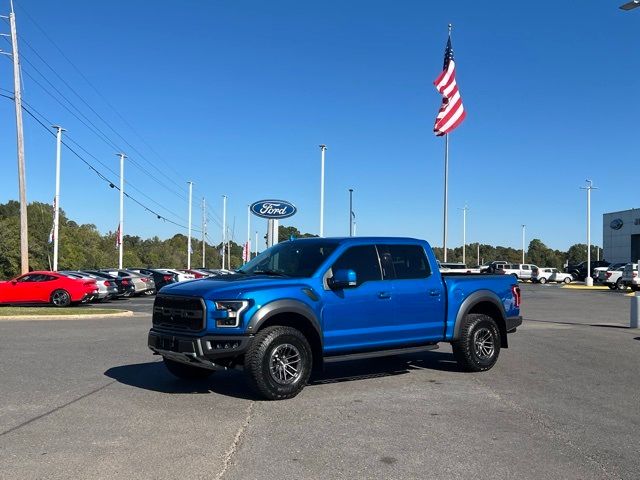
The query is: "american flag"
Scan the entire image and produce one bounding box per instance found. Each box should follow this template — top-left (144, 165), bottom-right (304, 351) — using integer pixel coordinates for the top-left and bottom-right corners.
top-left (433, 36), bottom-right (466, 136)
top-left (115, 223), bottom-right (122, 249)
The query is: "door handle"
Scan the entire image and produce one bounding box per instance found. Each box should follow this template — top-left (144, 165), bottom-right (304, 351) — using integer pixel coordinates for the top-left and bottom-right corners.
top-left (378, 292), bottom-right (392, 299)
top-left (429, 289), bottom-right (441, 297)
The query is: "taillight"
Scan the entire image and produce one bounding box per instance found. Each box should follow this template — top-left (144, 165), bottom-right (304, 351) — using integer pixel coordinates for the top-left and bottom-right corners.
top-left (122, 279), bottom-right (130, 285)
top-left (511, 285), bottom-right (521, 308)
top-left (141, 277), bottom-right (149, 283)
top-left (605, 272), bottom-right (612, 279)
top-left (163, 274), bottom-right (172, 281)
top-left (104, 280), bottom-right (112, 286)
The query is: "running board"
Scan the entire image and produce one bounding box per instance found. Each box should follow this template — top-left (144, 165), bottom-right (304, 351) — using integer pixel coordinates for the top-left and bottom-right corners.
top-left (324, 344), bottom-right (439, 363)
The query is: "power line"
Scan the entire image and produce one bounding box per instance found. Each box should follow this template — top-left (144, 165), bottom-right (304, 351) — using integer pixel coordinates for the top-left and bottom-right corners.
top-left (10, 1), bottom-right (192, 189)
top-left (14, 94), bottom-right (189, 224)
top-left (15, 98), bottom-right (202, 234)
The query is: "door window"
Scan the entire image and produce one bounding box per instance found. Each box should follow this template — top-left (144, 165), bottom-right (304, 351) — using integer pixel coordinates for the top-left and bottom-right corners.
top-left (378, 245), bottom-right (431, 280)
top-left (331, 245), bottom-right (382, 286)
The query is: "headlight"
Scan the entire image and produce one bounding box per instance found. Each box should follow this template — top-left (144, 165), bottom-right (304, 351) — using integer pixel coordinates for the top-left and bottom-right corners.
top-left (213, 300), bottom-right (249, 327)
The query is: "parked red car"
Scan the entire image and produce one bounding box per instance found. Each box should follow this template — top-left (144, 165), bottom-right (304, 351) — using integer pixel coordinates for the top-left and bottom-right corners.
top-left (0, 271), bottom-right (98, 307)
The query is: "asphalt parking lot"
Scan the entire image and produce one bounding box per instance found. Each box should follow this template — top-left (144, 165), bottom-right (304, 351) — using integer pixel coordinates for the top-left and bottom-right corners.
top-left (1, 284), bottom-right (639, 479)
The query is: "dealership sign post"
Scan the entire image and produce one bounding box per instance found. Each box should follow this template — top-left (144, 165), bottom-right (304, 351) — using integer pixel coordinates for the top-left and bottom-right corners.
top-left (250, 200), bottom-right (297, 248)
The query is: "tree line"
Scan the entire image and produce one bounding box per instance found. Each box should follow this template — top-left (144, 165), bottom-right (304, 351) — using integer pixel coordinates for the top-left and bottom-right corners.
top-left (0, 200), bottom-right (601, 279)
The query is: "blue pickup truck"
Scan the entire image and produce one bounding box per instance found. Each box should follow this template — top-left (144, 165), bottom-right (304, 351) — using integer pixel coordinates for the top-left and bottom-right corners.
top-left (148, 237), bottom-right (521, 400)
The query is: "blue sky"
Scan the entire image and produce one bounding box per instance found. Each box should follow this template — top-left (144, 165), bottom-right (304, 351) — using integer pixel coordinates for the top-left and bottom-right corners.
top-left (0, 0), bottom-right (638, 251)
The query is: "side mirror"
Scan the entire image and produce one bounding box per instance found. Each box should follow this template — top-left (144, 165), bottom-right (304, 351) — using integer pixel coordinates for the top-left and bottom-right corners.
top-left (330, 269), bottom-right (357, 289)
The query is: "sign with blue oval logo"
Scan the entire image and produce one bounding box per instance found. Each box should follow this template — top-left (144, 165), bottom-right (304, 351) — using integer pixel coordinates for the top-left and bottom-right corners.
top-left (250, 200), bottom-right (297, 219)
top-left (610, 218), bottom-right (624, 230)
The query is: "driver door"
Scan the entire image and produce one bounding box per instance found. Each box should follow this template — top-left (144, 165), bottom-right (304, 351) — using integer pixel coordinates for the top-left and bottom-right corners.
top-left (321, 245), bottom-right (395, 354)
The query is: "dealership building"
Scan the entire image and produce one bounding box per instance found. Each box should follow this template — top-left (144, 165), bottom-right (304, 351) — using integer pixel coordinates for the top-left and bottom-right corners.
top-left (603, 209), bottom-right (640, 263)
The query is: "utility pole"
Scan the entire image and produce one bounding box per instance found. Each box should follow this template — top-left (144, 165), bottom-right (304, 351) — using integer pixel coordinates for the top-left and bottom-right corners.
top-left (581, 180), bottom-right (597, 286)
top-left (201, 197), bottom-right (206, 268)
top-left (117, 153), bottom-right (126, 269)
top-left (460, 204), bottom-right (468, 265)
top-left (52, 125), bottom-right (65, 271)
top-left (254, 230), bottom-right (258, 258)
top-left (246, 204), bottom-right (251, 263)
top-left (349, 188), bottom-right (354, 237)
top-left (319, 144), bottom-right (326, 237)
top-left (10, 1), bottom-right (28, 273)
top-left (222, 195), bottom-right (227, 270)
top-left (187, 181), bottom-right (193, 269)
top-left (521, 224), bottom-right (526, 264)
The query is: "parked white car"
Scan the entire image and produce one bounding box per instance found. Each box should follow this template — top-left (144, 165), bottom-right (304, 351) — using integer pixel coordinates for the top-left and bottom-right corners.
top-left (438, 263), bottom-right (480, 274)
top-left (603, 266), bottom-right (627, 290)
top-left (595, 263), bottom-right (626, 283)
top-left (532, 267), bottom-right (572, 284)
top-left (621, 263), bottom-right (639, 291)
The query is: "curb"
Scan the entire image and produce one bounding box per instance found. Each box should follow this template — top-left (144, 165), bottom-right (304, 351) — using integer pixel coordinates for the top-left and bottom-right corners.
top-left (560, 285), bottom-right (610, 291)
top-left (0, 310), bottom-right (135, 321)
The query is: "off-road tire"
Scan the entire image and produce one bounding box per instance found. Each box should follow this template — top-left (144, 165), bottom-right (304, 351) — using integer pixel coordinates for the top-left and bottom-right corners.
top-left (245, 326), bottom-right (312, 400)
top-left (50, 289), bottom-right (71, 307)
top-left (616, 278), bottom-right (627, 291)
top-left (452, 313), bottom-right (501, 372)
top-left (163, 357), bottom-right (214, 380)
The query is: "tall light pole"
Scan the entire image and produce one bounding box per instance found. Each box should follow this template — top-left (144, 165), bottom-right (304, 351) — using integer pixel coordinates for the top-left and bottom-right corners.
top-left (246, 204), bottom-right (251, 262)
top-left (222, 195), bottom-right (227, 270)
top-left (319, 144), bottom-right (326, 237)
top-left (521, 224), bottom-right (526, 264)
top-left (52, 125), bottom-right (64, 271)
top-left (202, 197), bottom-right (206, 268)
top-left (349, 188), bottom-right (354, 237)
top-left (460, 204), bottom-right (468, 265)
top-left (581, 180), bottom-right (597, 286)
top-left (117, 153), bottom-right (126, 270)
top-left (187, 182), bottom-right (193, 269)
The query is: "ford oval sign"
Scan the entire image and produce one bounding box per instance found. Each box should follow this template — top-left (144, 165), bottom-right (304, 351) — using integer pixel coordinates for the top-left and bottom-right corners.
top-left (610, 218), bottom-right (624, 230)
top-left (250, 200), bottom-right (297, 219)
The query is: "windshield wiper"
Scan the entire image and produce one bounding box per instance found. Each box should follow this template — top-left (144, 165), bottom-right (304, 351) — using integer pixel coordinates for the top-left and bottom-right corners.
top-left (252, 269), bottom-right (289, 277)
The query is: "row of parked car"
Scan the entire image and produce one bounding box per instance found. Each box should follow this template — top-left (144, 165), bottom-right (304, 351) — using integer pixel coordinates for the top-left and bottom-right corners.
top-left (439, 259), bottom-right (640, 291)
top-left (0, 267), bottom-right (233, 307)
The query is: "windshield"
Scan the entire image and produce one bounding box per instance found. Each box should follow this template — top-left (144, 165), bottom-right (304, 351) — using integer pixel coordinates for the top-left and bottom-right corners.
top-left (238, 240), bottom-right (338, 278)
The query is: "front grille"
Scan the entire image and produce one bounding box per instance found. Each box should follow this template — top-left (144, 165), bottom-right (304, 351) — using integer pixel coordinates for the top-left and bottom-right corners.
top-left (152, 294), bottom-right (206, 331)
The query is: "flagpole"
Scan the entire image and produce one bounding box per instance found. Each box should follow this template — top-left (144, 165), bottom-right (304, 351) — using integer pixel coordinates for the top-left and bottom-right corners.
top-left (117, 153), bottom-right (126, 269)
top-left (443, 133), bottom-right (449, 262)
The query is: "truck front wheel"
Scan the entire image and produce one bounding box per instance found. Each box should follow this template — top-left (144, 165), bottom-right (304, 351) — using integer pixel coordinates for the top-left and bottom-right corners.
top-left (452, 314), bottom-right (501, 372)
top-left (245, 326), bottom-right (312, 400)
top-left (163, 357), bottom-right (214, 380)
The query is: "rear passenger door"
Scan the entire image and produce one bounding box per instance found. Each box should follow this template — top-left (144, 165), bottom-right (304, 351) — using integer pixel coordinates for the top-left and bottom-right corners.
top-left (378, 244), bottom-right (446, 343)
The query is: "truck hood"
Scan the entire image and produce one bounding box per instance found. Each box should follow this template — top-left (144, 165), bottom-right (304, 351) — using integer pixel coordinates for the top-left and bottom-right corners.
top-left (158, 274), bottom-right (307, 298)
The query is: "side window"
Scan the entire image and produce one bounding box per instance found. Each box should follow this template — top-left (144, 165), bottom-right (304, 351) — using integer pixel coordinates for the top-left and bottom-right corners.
top-left (17, 274), bottom-right (34, 282)
top-left (522, 265), bottom-right (530, 271)
top-left (331, 245), bottom-right (382, 286)
top-left (379, 245), bottom-right (431, 280)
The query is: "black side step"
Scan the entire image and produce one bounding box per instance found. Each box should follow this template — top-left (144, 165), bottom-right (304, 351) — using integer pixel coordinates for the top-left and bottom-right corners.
top-left (324, 344), bottom-right (439, 363)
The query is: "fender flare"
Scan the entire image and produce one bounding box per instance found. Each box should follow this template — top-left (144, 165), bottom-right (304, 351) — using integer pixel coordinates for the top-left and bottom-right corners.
top-left (452, 290), bottom-right (508, 346)
top-left (246, 299), bottom-right (322, 342)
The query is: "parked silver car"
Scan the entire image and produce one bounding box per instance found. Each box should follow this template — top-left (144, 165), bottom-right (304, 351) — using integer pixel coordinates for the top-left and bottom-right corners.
top-left (60, 271), bottom-right (118, 301)
top-left (101, 269), bottom-right (155, 296)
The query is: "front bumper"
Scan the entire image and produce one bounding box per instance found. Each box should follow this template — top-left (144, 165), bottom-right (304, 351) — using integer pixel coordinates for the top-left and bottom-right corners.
top-left (148, 329), bottom-right (252, 370)
top-left (506, 315), bottom-right (522, 333)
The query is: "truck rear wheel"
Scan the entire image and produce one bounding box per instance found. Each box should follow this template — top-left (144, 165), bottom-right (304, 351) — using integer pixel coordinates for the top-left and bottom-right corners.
top-left (245, 326), bottom-right (312, 400)
top-left (163, 357), bottom-right (214, 380)
top-left (452, 314), bottom-right (501, 372)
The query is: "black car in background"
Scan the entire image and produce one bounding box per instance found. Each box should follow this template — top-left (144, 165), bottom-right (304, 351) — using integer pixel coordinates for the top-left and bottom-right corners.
top-left (564, 261), bottom-right (610, 281)
top-left (129, 268), bottom-right (177, 292)
top-left (81, 270), bottom-right (136, 297)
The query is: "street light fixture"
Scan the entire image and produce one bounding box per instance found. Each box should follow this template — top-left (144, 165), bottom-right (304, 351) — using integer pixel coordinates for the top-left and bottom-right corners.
top-left (620, 0), bottom-right (640, 10)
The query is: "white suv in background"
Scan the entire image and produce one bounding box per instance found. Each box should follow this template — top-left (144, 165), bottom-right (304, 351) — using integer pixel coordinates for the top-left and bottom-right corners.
top-left (532, 267), bottom-right (573, 284)
top-left (496, 263), bottom-right (538, 281)
top-left (603, 265), bottom-right (627, 290)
